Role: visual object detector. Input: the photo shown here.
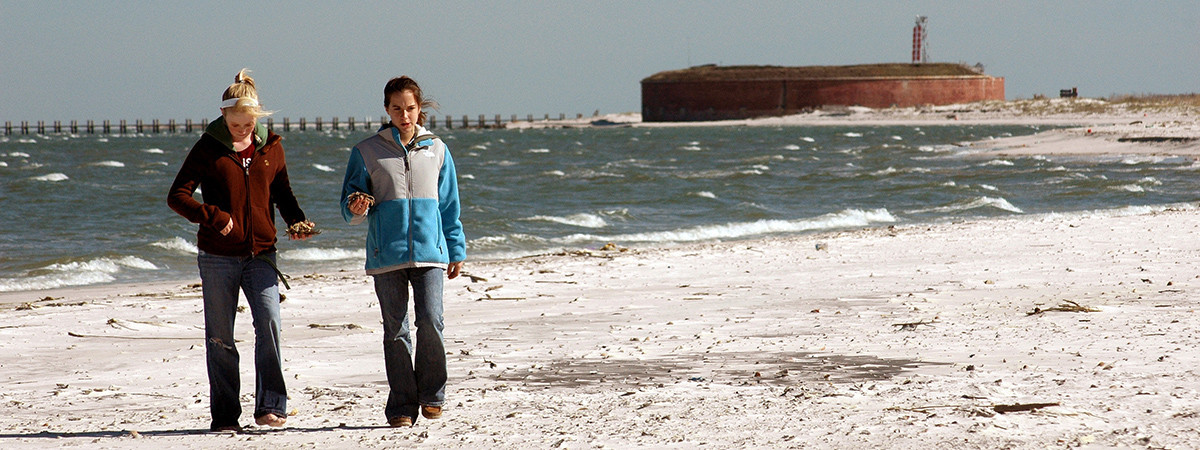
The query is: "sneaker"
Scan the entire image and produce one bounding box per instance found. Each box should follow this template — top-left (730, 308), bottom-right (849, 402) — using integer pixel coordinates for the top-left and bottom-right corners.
top-left (388, 416), bottom-right (413, 427)
top-left (421, 405), bottom-right (442, 419)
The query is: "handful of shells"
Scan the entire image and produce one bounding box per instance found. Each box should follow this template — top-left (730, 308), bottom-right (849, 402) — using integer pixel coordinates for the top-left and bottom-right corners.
top-left (347, 191), bottom-right (376, 207)
top-left (287, 220), bottom-right (320, 239)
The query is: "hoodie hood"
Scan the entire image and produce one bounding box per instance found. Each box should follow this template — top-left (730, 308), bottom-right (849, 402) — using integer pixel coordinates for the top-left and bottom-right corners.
top-left (205, 116), bottom-right (270, 152)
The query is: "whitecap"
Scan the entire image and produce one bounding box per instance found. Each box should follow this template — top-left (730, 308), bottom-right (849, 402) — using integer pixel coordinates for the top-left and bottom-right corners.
top-left (890, 136), bottom-right (903, 140)
top-left (783, 144), bottom-right (801, 151)
top-left (1112, 184), bottom-right (1145, 193)
top-left (143, 148), bottom-right (165, 154)
top-left (10, 151), bottom-right (31, 157)
top-left (871, 167), bottom-right (899, 176)
top-left (90, 161), bottom-right (125, 167)
top-left (282, 247), bottom-right (364, 261)
top-left (312, 164), bottom-right (335, 172)
top-left (542, 170), bottom-right (567, 177)
top-left (0, 271), bottom-right (114, 292)
top-left (681, 145), bottom-right (703, 151)
top-left (0, 256), bottom-right (160, 293)
top-left (460, 174), bottom-right (476, 179)
top-left (800, 137), bottom-right (816, 142)
top-left (526, 148), bottom-right (551, 153)
top-left (151, 237), bottom-right (198, 254)
top-left (524, 213), bottom-right (607, 228)
top-left (32, 173), bottom-right (69, 182)
top-left (692, 191), bottom-right (717, 199)
top-left (979, 184), bottom-right (998, 191)
top-left (906, 196), bottom-right (1023, 214)
top-left (843, 132), bottom-right (863, 137)
top-left (981, 159), bottom-right (1015, 167)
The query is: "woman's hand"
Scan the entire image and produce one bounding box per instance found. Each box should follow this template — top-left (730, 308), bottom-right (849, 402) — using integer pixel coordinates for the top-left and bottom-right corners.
top-left (221, 217), bottom-right (233, 236)
top-left (348, 197), bottom-right (370, 216)
top-left (287, 220), bottom-right (320, 240)
top-left (447, 261), bottom-right (463, 279)
top-left (347, 192), bottom-right (374, 216)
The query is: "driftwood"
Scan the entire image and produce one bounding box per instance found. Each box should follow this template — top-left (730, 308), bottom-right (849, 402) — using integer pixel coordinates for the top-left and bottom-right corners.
top-left (67, 332), bottom-right (196, 340)
top-left (1027, 300), bottom-right (1099, 315)
top-left (892, 319), bottom-right (938, 330)
top-left (889, 401), bottom-right (1060, 415)
top-left (477, 296), bottom-right (526, 301)
top-left (307, 323), bottom-right (365, 330)
top-left (992, 402), bottom-right (1060, 413)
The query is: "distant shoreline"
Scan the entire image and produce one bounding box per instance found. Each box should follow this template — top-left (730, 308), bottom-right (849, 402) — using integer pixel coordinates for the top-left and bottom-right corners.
top-left (513, 98), bottom-right (1200, 156)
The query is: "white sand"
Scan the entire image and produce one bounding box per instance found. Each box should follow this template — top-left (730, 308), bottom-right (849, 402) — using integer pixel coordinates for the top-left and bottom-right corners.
top-left (3, 103), bottom-right (1200, 448)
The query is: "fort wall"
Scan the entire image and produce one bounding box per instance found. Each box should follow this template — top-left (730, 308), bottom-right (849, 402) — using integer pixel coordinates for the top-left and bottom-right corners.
top-left (641, 65), bottom-right (1005, 122)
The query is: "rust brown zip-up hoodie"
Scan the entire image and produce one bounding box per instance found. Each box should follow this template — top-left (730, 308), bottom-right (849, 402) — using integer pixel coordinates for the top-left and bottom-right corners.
top-left (167, 117), bottom-right (306, 257)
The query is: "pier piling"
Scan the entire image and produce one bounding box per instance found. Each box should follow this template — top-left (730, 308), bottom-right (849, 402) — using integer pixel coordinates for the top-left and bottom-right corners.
top-left (1, 112), bottom-right (596, 135)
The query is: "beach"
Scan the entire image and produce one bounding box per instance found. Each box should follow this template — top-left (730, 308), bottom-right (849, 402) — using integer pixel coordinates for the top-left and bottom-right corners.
top-left (3, 103), bottom-right (1200, 448)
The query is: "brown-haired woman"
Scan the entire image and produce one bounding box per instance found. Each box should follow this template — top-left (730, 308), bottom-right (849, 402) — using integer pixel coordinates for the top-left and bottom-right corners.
top-left (340, 76), bottom-right (466, 427)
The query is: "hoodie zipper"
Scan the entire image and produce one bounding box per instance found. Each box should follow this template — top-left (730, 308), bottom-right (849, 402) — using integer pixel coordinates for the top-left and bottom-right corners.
top-left (227, 143), bottom-right (256, 257)
top-left (402, 140), bottom-right (416, 263)
top-left (244, 151), bottom-right (256, 256)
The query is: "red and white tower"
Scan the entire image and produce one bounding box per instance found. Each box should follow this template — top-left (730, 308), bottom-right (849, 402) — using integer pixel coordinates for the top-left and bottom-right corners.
top-left (912, 15), bottom-right (928, 64)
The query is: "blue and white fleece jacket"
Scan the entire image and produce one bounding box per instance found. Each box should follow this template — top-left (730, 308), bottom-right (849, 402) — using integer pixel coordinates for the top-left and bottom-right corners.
top-left (340, 124), bottom-right (465, 275)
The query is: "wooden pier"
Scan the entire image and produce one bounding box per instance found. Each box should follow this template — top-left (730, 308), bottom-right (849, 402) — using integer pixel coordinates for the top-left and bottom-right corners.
top-left (2, 113), bottom-right (589, 135)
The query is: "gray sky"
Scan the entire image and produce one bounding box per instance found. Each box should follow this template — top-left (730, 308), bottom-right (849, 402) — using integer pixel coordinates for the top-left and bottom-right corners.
top-left (2, 1), bottom-right (1197, 123)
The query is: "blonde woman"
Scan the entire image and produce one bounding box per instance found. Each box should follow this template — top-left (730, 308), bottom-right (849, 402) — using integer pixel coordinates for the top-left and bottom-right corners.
top-left (168, 69), bottom-right (313, 432)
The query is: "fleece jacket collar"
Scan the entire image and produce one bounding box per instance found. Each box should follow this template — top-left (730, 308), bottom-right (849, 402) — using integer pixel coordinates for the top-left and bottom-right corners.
top-left (383, 124), bottom-right (436, 149)
top-left (205, 116), bottom-right (269, 152)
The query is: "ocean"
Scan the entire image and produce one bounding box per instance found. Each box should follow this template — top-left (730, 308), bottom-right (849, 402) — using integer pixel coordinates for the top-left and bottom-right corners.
top-left (1, 123), bottom-right (1196, 292)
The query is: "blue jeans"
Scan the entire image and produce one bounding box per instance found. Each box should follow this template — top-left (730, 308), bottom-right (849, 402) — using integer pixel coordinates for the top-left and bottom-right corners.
top-left (198, 251), bottom-right (287, 430)
top-left (374, 267), bottom-right (447, 422)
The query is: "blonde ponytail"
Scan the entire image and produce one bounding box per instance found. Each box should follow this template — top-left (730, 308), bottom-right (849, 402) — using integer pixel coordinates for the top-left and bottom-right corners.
top-left (221, 68), bottom-right (272, 118)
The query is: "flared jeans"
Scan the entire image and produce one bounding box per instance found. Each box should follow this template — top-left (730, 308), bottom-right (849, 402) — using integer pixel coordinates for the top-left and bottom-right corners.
top-left (374, 267), bottom-right (447, 423)
top-left (198, 251), bottom-right (287, 430)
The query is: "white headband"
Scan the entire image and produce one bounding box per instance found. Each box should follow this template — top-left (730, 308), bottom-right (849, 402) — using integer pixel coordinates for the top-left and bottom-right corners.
top-left (221, 97), bottom-right (259, 109)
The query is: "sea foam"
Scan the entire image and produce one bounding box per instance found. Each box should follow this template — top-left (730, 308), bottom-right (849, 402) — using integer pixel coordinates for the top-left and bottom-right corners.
top-left (0, 256), bottom-right (159, 292)
top-left (282, 247), bottom-right (363, 261)
top-left (559, 208), bottom-right (895, 244)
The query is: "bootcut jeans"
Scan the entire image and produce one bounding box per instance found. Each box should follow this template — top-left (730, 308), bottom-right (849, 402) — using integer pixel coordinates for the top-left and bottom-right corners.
top-left (198, 250), bottom-right (287, 430)
top-left (374, 267), bottom-right (447, 423)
